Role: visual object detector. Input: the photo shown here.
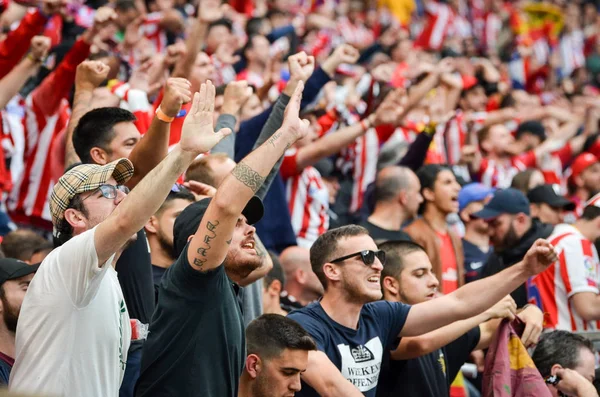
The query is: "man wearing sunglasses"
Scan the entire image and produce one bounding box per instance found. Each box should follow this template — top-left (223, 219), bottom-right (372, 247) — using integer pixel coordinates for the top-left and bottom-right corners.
top-left (9, 82), bottom-right (231, 397)
top-left (287, 224), bottom-right (558, 397)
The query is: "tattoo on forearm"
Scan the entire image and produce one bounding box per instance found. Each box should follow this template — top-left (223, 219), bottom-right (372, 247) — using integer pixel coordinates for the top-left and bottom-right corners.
top-left (232, 162), bottom-right (265, 193)
top-left (192, 220), bottom-right (219, 270)
top-left (267, 129), bottom-right (284, 148)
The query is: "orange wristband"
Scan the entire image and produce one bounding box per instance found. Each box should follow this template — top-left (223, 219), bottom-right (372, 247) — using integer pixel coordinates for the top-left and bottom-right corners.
top-left (156, 107), bottom-right (174, 123)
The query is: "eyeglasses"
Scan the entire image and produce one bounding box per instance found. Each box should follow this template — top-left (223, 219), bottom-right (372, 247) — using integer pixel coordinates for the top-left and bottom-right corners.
top-left (82, 184), bottom-right (130, 201)
top-left (330, 250), bottom-right (386, 266)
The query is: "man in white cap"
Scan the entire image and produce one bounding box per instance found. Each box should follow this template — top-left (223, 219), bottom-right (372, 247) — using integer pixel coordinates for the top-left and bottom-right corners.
top-left (9, 82), bottom-right (230, 397)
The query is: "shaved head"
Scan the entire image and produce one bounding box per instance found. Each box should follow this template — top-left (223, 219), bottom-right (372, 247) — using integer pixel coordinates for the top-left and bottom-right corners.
top-left (374, 166), bottom-right (414, 203)
top-left (280, 246), bottom-right (311, 275)
top-left (279, 246), bottom-right (323, 302)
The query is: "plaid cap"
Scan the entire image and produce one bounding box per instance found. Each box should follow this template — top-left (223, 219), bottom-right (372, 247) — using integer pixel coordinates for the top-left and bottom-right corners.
top-left (50, 158), bottom-right (134, 226)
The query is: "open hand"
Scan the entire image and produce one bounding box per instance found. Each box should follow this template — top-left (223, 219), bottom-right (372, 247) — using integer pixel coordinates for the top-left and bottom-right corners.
top-left (554, 368), bottom-right (598, 397)
top-left (180, 81), bottom-right (232, 155)
top-left (522, 239), bottom-right (558, 277)
top-left (281, 81), bottom-right (310, 143)
top-left (75, 60), bottom-right (110, 91)
top-left (29, 36), bottom-right (51, 61)
top-left (183, 180), bottom-right (217, 198)
top-left (161, 78), bottom-right (192, 118)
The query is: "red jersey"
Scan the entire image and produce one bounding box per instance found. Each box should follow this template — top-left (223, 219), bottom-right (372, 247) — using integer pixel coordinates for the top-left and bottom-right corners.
top-left (529, 224), bottom-right (600, 331)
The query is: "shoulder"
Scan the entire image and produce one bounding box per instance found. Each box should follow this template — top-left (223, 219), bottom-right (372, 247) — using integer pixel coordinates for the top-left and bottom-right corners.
top-left (363, 300), bottom-right (410, 319)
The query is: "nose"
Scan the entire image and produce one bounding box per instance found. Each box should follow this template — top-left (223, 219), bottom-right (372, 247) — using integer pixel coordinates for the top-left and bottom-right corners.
top-left (115, 188), bottom-right (128, 204)
top-left (290, 375), bottom-right (302, 392)
top-left (372, 259), bottom-right (384, 271)
top-left (246, 223), bottom-right (256, 236)
top-left (417, 192), bottom-right (424, 203)
top-left (428, 274), bottom-right (440, 289)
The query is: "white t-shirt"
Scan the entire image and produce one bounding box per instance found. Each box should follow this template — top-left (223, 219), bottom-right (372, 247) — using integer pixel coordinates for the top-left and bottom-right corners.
top-left (9, 227), bottom-right (131, 397)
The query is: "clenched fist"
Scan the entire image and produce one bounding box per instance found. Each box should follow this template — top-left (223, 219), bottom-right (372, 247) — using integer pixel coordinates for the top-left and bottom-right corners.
top-left (29, 36), bottom-right (51, 62)
top-left (288, 51), bottom-right (315, 84)
top-left (521, 239), bottom-right (559, 277)
top-left (222, 80), bottom-right (253, 115)
top-left (161, 78), bottom-right (193, 118)
top-left (75, 61), bottom-right (110, 91)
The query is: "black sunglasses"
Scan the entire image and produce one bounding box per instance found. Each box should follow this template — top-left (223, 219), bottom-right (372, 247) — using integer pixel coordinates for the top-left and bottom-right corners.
top-left (330, 250), bottom-right (386, 266)
top-left (83, 184), bottom-right (130, 201)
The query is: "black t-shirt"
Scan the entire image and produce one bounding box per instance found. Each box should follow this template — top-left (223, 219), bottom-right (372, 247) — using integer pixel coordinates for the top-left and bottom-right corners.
top-left (376, 327), bottom-right (481, 397)
top-left (359, 220), bottom-right (412, 244)
top-left (288, 301), bottom-right (411, 397)
top-left (151, 265), bottom-right (167, 303)
top-left (136, 243), bottom-right (245, 397)
top-left (116, 230), bottom-right (155, 325)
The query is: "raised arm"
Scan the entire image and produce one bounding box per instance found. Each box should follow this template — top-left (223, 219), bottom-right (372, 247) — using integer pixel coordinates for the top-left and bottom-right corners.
top-left (391, 295), bottom-right (516, 360)
top-left (294, 88), bottom-right (405, 172)
top-left (94, 81), bottom-right (231, 265)
top-left (400, 239), bottom-right (558, 337)
top-left (125, 78), bottom-right (192, 188)
top-left (186, 82), bottom-right (308, 272)
top-left (0, 36), bottom-right (50, 109)
top-left (301, 351), bottom-right (364, 397)
top-left (64, 61), bottom-right (110, 170)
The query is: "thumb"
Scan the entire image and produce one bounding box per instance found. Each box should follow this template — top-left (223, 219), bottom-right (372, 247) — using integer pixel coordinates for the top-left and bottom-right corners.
top-left (215, 127), bottom-right (233, 139)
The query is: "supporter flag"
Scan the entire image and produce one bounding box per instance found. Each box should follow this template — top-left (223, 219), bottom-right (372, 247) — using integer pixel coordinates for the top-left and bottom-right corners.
top-left (483, 319), bottom-right (551, 396)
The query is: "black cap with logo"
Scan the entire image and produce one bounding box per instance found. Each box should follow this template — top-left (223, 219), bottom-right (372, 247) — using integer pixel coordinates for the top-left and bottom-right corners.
top-left (0, 258), bottom-right (39, 286)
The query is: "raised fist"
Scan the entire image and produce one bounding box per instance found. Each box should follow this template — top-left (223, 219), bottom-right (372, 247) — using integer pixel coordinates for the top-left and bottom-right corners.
top-left (29, 36), bottom-right (51, 62)
top-left (161, 78), bottom-right (193, 118)
top-left (75, 60), bottom-right (110, 91)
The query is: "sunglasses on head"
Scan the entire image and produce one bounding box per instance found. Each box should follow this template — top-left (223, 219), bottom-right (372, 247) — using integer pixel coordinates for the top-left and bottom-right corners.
top-left (83, 184), bottom-right (130, 201)
top-left (330, 250), bottom-right (386, 266)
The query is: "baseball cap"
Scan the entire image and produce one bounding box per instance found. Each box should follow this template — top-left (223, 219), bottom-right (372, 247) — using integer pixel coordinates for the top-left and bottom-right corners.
top-left (471, 188), bottom-right (530, 220)
top-left (0, 258), bottom-right (39, 286)
top-left (569, 153), bottom-right (598, 184)
top-left (527, 184), bottom-right (575, 211)
top-left (173, 196), bottom-right (264, 258)
top-left (458, 183), bottom-right (495, 212)
top-left (49, 158), bottom-right (134, 227)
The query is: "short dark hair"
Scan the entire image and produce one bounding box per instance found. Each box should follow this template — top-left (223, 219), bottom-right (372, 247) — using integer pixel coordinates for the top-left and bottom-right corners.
top-left (185, 153), bottom-right (230, 187)
top-left (54, 194), bottom-right (88, 247)
top-left (246, 17), bottom-right (265, 36)
top-left (246, 314), bottom-right (316, 360)
top-left (581, 205), bottom-right (600, 220)
top-left (416, 164), bottom-right (450, 213)
top-left (72, 108), bottom-right (136, 164)
top-left (379, 240), bottom-right (426, 283)
top-left (510, 168), bottom-right (539, 194)
top-left (115, 0), bottom-right (137, 12)
top-left (374, 167), bottom-right (411, 203)
top-left (265, 251), bottom-right (286, 288)
top-left (208, 18), bottom-right (233, 34)
top-left (532, 330), bottom-right (594, 378)
top-left (309, 225), bottom-right (369, 290)
top-left (0, 229), bottom-right (49, 261)
top-left (156, 186), bottom-right (195, 215)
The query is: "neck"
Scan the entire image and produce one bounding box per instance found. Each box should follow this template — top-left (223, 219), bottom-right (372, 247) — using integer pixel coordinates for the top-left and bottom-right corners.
top-left (238, 372), bottom-right (253, 397)
top-left (573, 220), bottom-right (596, 242)
top-left (423, 206), bottom-right (449, 233)
top-left (247, 62), bottom-right (265, 74)
top-left (148, 238), bottom-right (174, 268)
top-left (320, 290), bottom-right (363, 330)
top-left (285, 283), bottom-right (319, 306)
top-left (369, 202), bottom-right (407, 231)
top-left (263, 298), bottom-right (288, 316)
top-left (574, 189), bottom-right (591, 202)
top-left (0, 326), bottom-right (15, 359)
top-left (464, 227), bottom-right (489, 249)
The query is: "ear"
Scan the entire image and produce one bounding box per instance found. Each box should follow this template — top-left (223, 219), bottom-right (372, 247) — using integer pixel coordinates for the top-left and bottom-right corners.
top-left (144, 215), bottom-right (159, 235)
top-left (245, 354), bottom-right (262, 379)
top-left (268, 279), bottom-right (282, 296)
top-left (480, 139), bottom-right (492, 154)
top-left (529, 204), bottom-right (539, 218)
top-left (549, 364), bottom-right (563, 377)
top-left (459, 208), bottom-right (470, 224)
top-left (422, 187), bottom-right (435, 203)
top-left (187, 235), bottom-right (194, 243)
top-left (63, 207), bottom-right (88, 231)
top-left (397, 190), bottom-right (408, 206)
top-left (382, 276), bottom-right (399, 296)
top-left (515, 212), bottom-right (529, 225)
top-left (323, 263), bottom-right (341, 285)
top-left (296, 269), bottom-right (307, 284)
top-left (90, 147), bottom-right (109, 166)
top-left (574, 175), bottom-right (584, 189)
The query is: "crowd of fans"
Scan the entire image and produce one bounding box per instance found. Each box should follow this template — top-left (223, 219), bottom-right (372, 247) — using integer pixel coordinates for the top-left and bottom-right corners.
top-left (1, 0), bottom-right (600, 395)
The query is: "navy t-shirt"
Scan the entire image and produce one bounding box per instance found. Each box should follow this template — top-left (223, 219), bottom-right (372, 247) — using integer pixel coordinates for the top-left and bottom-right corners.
top-left (462, 239), bottom-right (491, 283)
top-left (288, 300), bottom-right (411, 397)
top-left (376, 327), bottom-right (481, 397)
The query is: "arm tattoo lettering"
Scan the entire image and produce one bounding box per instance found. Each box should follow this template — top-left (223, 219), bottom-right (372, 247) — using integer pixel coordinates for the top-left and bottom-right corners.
top-left (192, 220), bottom-right (219, 269)
top-left (267, 129), bottom-right (284, 148)
top-left (232, 162), bottom-right (265, 193)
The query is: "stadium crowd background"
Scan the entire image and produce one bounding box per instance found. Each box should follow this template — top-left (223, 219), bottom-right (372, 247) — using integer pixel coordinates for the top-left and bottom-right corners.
top-left (0, 0), bottom-right (600, 395)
